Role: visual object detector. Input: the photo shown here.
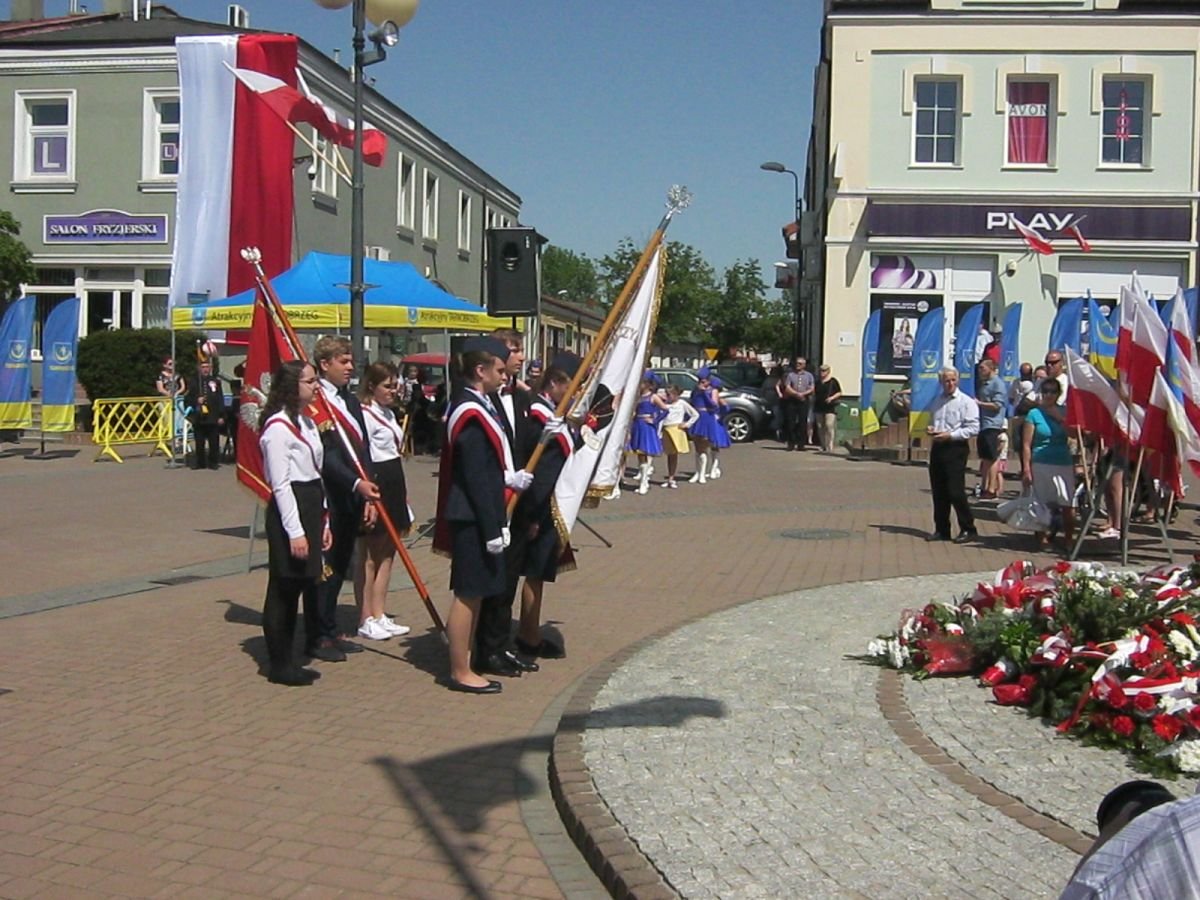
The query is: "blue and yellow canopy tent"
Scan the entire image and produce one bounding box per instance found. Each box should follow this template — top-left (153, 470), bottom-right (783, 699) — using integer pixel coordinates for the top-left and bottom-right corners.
top-left (171, 251), bottom-right (514, 332)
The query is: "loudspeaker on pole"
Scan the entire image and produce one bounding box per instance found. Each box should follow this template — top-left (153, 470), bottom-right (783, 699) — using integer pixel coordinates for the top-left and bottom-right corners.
top-left (486, 227), bottom-right (541, 317)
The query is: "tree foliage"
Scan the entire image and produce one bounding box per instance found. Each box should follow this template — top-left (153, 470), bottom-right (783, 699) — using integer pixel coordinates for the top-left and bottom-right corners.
top-left (541, 245), bottom-right (599, 304)
top-left (598, 238), bottom-right (720, 345)
top-left (702, 259), bottom-right (791, 359)
top-left (0, 210), bottom-right (34, 301)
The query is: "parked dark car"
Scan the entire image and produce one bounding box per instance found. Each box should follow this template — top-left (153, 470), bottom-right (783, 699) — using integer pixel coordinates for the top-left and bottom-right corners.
top-left (711, 360), bottom-right (768, 390)
top-left (652, 368), bottom-right (774, 443)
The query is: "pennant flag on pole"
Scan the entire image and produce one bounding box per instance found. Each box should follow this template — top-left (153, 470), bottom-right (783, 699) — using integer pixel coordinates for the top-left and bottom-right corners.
top-left (908, 306), bottom-right (945, 436)
top-left (39, 298), bottom-right (80, 432)
top-left (235, 291), bottom-right (299, 502)
top-left (1063, 223), bottom-right (1091, 253)
top-left (1088, 298), bottom-right (1118, 379)
top-left (860, 309), bottom-right (881, 436)
top-left (999, 303), bottom-right (1022, 405)
top-left (1048, 297), bottom-right (1084, 356)
top-left (226, 65), bottom-right (338, 137)
top-left (1013, 217), bottom-right (1055, 255)
top-left (170, 34), bottom-right (299, 314)
top-left (295, 69), bottom-right (387, 167)
top-left (1064, 347), bottom-right (1141, 447)
top-left (553, 248), bottom-right (664, 535)
top-left (1166, 288), bottom-right (1194, 361)
top-left (953, 301), bottom-right (985, 399)
top-left (0, 296), bottom-right (35, 429)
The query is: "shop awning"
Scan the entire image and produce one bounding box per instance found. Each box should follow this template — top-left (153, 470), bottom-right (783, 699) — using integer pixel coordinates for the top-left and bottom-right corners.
top-left (171, 251), bottom-right (515, 332)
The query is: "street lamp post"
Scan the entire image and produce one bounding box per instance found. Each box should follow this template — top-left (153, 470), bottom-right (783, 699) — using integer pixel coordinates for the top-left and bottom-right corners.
top-left (315, 0), bottom-right (419, 365)
top-left (760, 161), bottom-right (802, 361)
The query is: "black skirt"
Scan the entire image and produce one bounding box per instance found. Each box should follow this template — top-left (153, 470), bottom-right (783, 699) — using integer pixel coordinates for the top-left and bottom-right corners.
top-left (449, 521), bottom-right (505, 598)
top-left (368, 456), bottom-right (411, 535)
top-left (522, 510), bottom-right (562, 583)
top-left (265, 479), bottom-right (325, 580)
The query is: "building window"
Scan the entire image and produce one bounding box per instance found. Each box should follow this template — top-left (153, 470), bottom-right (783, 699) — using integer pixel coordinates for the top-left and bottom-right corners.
top-left (912, 78), bottom-right (958, 165)
top-left (311, 130), bottom-right (338, 198)
top-left (1101, 78), bottom-right (1147, 166)
top-left (422, 170), bottom-right (439, 240)
top-left (397, 154), bottom-right (415, 229)
top-left (457, 191), bottom-right (472, 252)
top-left (14, 90), bottom-right (75, 184)
top-left (1006, 79), bottom-right (1052, 165)
top-left (142, 89), bottom-right (180, 183)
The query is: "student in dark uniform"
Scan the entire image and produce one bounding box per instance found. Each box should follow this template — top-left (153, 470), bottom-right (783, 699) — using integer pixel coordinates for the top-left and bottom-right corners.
top-left (515, 352), bottom-right (581, 661)
top-left (307, 336), bottom-right (380, 663)
top-left (432, 337), bottom-right (532, 694)
top-left (474, 329), bottom-right (540, 678)
top-left (258, 360), bottom-right (330, 686)
top-left (186, 359), bottom-right (226, 469)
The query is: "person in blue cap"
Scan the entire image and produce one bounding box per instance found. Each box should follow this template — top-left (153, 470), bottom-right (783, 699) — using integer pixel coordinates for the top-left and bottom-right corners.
top-left (629, 376), bottom-right (669, 493)
top-left (687, 368), bottom-right (726, 483)
top-left (706, 375), bottom-right (731, 478)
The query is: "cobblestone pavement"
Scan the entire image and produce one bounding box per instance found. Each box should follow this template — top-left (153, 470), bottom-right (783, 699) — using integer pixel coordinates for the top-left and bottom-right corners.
top-left (2, 441), bottom-right (1197, 897)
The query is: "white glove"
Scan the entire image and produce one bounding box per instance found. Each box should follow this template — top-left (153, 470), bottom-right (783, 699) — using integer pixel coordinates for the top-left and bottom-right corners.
top-left (505, 469), bottom-right (534, 491)
top-left (543, 416), bottom-right (568, 437)
top-left (486, 534), bottom-right (505, 555)
top-left (501, 526), bottom-right (511, 548)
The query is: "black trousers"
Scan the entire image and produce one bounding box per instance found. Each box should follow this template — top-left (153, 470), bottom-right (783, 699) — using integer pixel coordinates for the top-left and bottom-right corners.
top-left (263, 574), bottom-right (317, 673)
top-left (308, 508), bottom-right (356, 647)
top-left (474, 527), bottom-right (530, 660)
top-left (782, 398), bottom-right (810, 447)
top-left (193, 423), bottom-right (221, 468)
top-left (929, 441), bottom-right (975, 537)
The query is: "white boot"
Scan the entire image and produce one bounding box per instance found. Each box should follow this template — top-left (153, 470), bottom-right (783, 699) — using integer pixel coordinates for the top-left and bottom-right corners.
top-left (688, 452), bottom-right (705, 483)
top-left (637, 462), bottom-right (651, 494)
top-left (710, 457), bottom-right (722, 479)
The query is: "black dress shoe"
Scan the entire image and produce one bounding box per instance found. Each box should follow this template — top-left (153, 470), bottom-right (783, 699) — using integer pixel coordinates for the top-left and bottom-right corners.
top-left (448, 678), bottom-right (502, 694)
top-left (953, 530), bottom-right (979, 544)
top-left (502, 649), bottom-right (539, 673)
top-left (515, 637), bottom-right (565, 660)
top-left (306, 639), bottom-right (347, 663)
top-left (336, 638), bottom-right (364, 653)
top-left (267, 666), bottom-right (319, 686)
top-left (926, 532), bottom-right (951, 542)
top-left (476, 652), bottom-right (522, 677)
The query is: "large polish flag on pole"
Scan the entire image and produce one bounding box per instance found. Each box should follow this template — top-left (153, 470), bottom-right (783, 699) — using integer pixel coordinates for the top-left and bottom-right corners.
top-left (169, 35), bottom-right (299, 314)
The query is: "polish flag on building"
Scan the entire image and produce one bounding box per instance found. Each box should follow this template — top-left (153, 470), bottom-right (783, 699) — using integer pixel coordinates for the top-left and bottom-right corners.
top-left (226, 65), bottom-right (334, 137)
top-left (295, 70), bottom-right (388, 167)
top-left (169, 34), bottom-right (300, 313)
top-left (1063, 223), bottom-right (1092, 253)
top-left (1012, 217), bottom-right (1054, 255)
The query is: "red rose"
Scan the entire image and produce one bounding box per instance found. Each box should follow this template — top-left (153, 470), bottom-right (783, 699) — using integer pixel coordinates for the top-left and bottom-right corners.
top-left (1090, 711), bottom-right (1111, 730)
top-left (1187, 707), bottom-right (1200, 730)
top-left (1130, 652), bottom-right (1153, 671)
top-left (1153, 714), bottom-right (1185, 743)
top-left (1055, 561), bottom-right (1071, 573)
top-left (1163, 662), bottom-right (1180, 680)
top-left (1107, 687), bottom-right (1129, 710)
top-left (993, 683), bottom-right (1033, 706)
top-left (1018, 673), bottom-right (1038, 690)
top-left (1112, 586), bottom-right (1125, 598)
top-left (1133, 692), bottom-right (1158, 713)
top-left (1112, 715), bottom-right (1135, 737)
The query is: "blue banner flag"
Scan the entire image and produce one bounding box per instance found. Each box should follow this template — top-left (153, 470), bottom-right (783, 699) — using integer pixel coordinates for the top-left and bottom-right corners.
top-left (0, 296), bottom-right (35, 429)
top-left (1184, 287), bottom-right (1199, 338)
top-left (953, 302), bottom-right (986, 398)
top-left (908, 306), bottom-right (945, 436)
top-left (860, 309), bottom-right (881, 436)
top-left (40, 297), bottom-right (80, 432)
top-left (1048, 297), bottom-right (1084, 355)
top-left (999, 303), bottom-right (1022, 408)
top-left (1088, 298), bottom-right (1118, 378)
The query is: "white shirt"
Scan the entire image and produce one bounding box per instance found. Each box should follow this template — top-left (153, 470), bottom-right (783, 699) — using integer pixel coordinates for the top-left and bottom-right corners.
top-left (928, 388), bottom-right (980, 441)
top-left (260, 411), bottom-right (325, 539)
top-left (661, 398), bottom-right (700, 429)
top-left (362, 400), bottom-right (404, 463)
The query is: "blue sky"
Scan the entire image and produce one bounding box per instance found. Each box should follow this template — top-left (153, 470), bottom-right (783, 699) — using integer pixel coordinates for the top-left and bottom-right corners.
top-left (9, 1), bottom-right (824, 279)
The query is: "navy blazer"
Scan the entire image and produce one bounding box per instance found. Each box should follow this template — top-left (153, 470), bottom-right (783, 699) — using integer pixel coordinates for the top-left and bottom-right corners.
top-left (442, 406), bottom-right (507, 543)
top-left (319, 387), bottom-right (374, 524)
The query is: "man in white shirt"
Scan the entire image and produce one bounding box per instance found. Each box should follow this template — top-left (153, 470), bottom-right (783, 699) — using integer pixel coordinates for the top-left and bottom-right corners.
top-left (925, 368), bottom-right (981, 543)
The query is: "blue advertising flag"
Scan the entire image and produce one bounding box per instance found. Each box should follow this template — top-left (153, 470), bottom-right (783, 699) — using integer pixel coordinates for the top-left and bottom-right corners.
top-left (1184, 287), bottom-right (1199, 339)
top-left (40, 297), bottom-right (81, 432)
top-left (1048, 297), bottom-right (1084, 355)
top-left (0, 296), bottom-right (35, 429)
top-left (908, 306), bottom-right (945, 436)
top-left (953, 302), bottom-right (986, 398)
top-left (860, 309), bottom-right (881, 436)
top-left (999, 303), bottom-right (1022, 407)
top-left (1088, 298), bottom-right (1118, 378)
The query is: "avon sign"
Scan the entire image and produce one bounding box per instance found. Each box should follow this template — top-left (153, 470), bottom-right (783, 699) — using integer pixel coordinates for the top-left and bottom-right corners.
top-left (44, 209), bottom-right (168, 245)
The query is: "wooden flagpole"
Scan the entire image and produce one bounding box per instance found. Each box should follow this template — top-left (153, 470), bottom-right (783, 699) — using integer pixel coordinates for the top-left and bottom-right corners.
top-left (241, 248), bottom-right (446, 637)
top-left (505, 186), bottom-right (692, 516)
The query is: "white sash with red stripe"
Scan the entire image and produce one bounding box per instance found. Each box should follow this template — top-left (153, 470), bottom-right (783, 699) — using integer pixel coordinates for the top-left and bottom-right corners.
top-left (530, 395), bottom-right (573, 459)
top-left (446, 391), bottom-right (515, 474)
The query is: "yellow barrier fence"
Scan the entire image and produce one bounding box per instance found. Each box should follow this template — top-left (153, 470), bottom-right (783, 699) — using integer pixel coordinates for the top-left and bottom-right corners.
top-left (92, 396), bottom-right (173, 463)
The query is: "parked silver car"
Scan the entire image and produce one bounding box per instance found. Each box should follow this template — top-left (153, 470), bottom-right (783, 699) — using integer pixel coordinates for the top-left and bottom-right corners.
top-left (651, 368), bottom-right (774, 443)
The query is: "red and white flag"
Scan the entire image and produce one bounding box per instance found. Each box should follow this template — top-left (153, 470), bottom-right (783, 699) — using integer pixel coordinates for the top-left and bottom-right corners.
top-left (170, 34), bottom-right (298, 312)
top-left (295, 69), bottom-right (388, 167)
top-left (1064, 348), bottom-right (1142, 447)
top-left (226, 65), bottom-right (333, 137)
top-left (1121, 286), bottom-right (1169, 406)
top-left (1168, 287), bottom-right (1194, 361)
top-left (1063, 223), bottom-right (1091, 253)
top-left (1013, 217), bottom-right (1054, 255)
top-left (1141, 369), bottom-right (1186, 494)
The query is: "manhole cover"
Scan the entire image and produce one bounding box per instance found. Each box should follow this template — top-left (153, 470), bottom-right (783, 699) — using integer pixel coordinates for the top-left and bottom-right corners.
top-left (777, 528), bottom-right (853, 541)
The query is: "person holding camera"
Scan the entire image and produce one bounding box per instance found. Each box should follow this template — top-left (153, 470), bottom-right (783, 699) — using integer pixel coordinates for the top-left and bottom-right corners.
top-left (185, 359), bottom-right (226, 470)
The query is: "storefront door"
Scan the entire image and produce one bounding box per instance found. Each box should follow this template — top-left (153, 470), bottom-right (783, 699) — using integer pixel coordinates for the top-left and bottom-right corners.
top-left (84, 289), bottom-right (135, 334)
